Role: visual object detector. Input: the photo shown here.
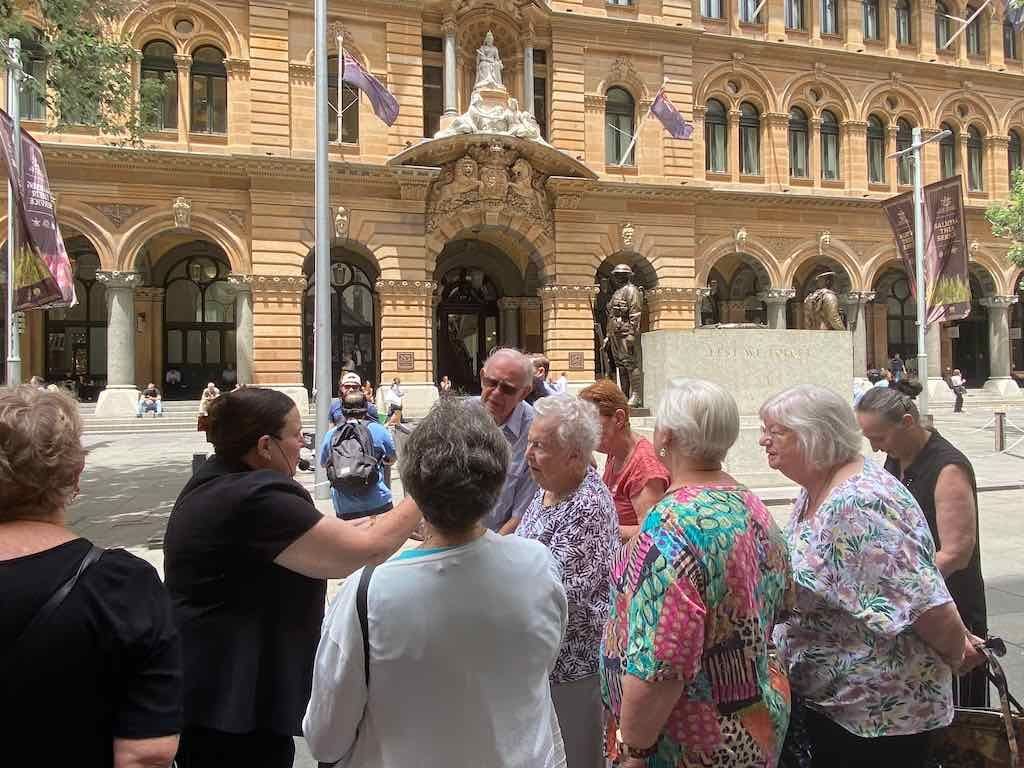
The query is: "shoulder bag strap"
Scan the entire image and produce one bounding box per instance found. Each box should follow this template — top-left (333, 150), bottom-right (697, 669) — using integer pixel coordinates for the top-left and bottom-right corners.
top-left (356, 564), bottom-right (376, 688)
top-left (6, 544), bottom-right (103, 661)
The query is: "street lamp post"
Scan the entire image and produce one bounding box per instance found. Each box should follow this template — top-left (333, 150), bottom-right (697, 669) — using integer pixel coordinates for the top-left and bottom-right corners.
top-left (313, 0), bottom-right (332, 498)
top-left (4, 37), bottom-right (22, 386)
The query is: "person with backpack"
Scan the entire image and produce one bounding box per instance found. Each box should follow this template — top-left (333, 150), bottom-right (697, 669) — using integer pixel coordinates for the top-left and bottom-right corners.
top-left (320, 391), bottom-right (396, 520)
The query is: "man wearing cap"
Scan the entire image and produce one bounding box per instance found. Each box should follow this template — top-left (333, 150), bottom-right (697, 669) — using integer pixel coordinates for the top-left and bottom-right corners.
top-left (330, 372), bottom-right (380, 425)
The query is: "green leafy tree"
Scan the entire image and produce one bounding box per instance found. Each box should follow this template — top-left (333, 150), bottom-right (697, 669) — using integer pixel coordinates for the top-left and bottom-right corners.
top-left (985, 170), bottom-right (1024, 273)
top-left (0, 0), bottom-right (162, 143)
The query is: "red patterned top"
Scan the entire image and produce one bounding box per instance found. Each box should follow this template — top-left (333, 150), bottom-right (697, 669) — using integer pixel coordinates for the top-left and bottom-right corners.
top-left (602, 437), bottom-right (670, 527)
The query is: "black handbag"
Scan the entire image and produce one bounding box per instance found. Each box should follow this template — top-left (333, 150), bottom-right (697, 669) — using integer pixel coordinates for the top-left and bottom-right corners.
top-left (779, 695), bottom-right (814, 768)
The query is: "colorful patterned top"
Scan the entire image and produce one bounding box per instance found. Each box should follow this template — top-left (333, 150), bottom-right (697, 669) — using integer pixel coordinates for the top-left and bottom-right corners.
top-left (773, 457), bottom-right (955, 738)
top-left (600, 484), bottom-right (794, 768)
top-left (518, 465), bottom-right (619, 684)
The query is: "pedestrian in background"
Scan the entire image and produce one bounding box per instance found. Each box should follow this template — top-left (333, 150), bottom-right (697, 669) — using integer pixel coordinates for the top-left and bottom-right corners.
top-left (331, 371), bottom-right (379, 425)
top-left (384, 377), bottom-right (404, 426)
top-left (857, 380), bottom-right (988, 707)
top-left (439, 374), bottom-right (452, 394)
top-left (1, 386), bottom-right (183, 768)
top-left (198, 382), bottom-right (220, 433)
top-left (889, 351), bottom-right (905, 382)
top-left (305, 397), bottom-right (569, 768)
top-left (949, 368), bottom-right (967, 413)
top-left (579, 379), bottom-right (668, 541)
top-left (760, 385), bottom-right (984, 768)
top-left (518, 393), bottom-right (618, 768)
top-left (602, 379), bottom-right (793, 768)
top-left (164, 386), bottom-right (421, 768)
top-left (526, 353), bottom-right (555, 405)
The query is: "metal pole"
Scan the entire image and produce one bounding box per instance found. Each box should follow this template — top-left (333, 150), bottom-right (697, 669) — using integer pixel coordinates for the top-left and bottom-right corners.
top-left (313, 0), bottom-right (332, 499)
top-left (912, 126), bottom-right (929, 417)
top-left (5, 37), bottom-right (22, 386)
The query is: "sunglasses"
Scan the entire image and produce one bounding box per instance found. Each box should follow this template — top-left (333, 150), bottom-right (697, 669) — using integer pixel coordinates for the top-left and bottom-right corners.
top-left (480, 372), bottom-right (525, 397)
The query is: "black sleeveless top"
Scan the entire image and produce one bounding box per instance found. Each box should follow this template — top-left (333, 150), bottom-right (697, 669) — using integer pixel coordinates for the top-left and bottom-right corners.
top-left (884, 430), bottom-right (987, 634)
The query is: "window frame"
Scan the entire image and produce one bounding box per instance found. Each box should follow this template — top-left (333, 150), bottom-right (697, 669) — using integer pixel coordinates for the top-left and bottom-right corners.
top-left (896, 118), bottom-right (914, 185)
top-left (788, 107), bottom-right (809, 178)
top-left (867, 115), bottom-right (887, 184)
top-left (189, 45), bottom-right (228, 135)
top-left (965, 5), bottom-right (983, 55)
top-left (939, 122), bottom-right (958, 179)
top-left (936, 2), bottom-right (953, 50)
top-left (141, 40), bottom-right (178, 131)
top-left (821, 0), bottom-right (840, 35)
top-left (896, 0), bottom-right (913, 44)
top-left (786, 0), bottom-right (805, 29)
top-left (1004, 21), bottom-right (1019, 59)
top-left (863, 0), bottom-right (882, 40)
top-left (605, 86), bottom-right (636, 166)
top-left (820, 110), bottom-right (841, 181)
top-left (967, 125), bottom-right (984, 191)
top-left (327, 54), bottom-right (359, 143)
top-left (702, 0), bottom-right (725, 18)
top-left (1009, 130), bottom-right (1022, 187)
top-left (705, 99), bottom-right (728, 173)
top-left (739, 102), bottom-right (761, 176)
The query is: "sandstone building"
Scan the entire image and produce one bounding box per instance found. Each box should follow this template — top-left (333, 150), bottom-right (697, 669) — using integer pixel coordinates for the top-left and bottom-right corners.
top-left (3, 0), bottom-right (1024, 411)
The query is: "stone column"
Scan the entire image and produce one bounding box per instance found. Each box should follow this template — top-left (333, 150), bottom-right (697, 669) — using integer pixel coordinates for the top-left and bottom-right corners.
top-left (842, 291), bottom-right (876, 377)
top-left (522, 35), bottom-right (535, 115)
top-left (251, 275), bottom-right (309, 411)
top-left (758, 288), bottom-right (795, 329)
top-left (981, 296), bottom-right (1023, 396)
top-left (442, 17), bottom-right (458, 118)
top-left (228, 273), bottom-right (254, 386)
top-left (918, 0), bottom-right (938, 60)
top-left (843, 120), bottom-right (869, 193)
top-left (173, 54), bottom-right (191, 141)
top-left (498, 297), bottom-right (521, 347)
top-left (728, 109), bottom-right (741, 181)
top-left (988, 135), bottom-right (1011, 199)
top-left (377, 279), bottom-right (439, 417)
top-left (925, 321), bottom-right (954, 401)
top-left (95, 271), bottom-right (142, 417)
top-left (538, 284), bottom-right (600, 394)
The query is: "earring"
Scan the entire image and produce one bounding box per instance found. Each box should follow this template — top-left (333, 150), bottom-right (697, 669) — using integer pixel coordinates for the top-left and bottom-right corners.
top-left (658, 448), bottom-right (667, 458)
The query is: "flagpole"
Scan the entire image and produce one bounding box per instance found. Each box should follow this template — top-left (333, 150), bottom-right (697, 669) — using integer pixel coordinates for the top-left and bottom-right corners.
top-left (313, 0), bottom-right (332, 498)
top-left (911, 127), bottom-right (929, 418)
top-left (336, 31), bottom-right (344, 143)
top-left (940, 0), bottom-right (993, 49)
top-left (5, 37), bottom-right (22, 386)
top-left (618, 88), bottom-right (661, 168)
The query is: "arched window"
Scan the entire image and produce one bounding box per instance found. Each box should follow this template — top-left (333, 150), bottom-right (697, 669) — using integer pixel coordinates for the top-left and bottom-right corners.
top-left (44, 245), bottom-right (107, 386)
top-left (141, 41), bottom-right (178, 130)
top-left (896, 0), bottom-right (913, 44)
top-left (190, 46), bottom-right (227, 134)
top-left (740, 0), bottom-right (762, 23)
top-left (786, 0), bottom-right (805, 28)
top-left (821, 110), bottom-right (840, 180)
top-left (788, 107), bottom-right (809, 178)
top-left (940, 122), bottom-right (957, 178)
top-left (897, 118), bottom-right (914, 185)
top-left (605, 87), bottom-right (636, 166)
top-left (701, 0), bottom-right (724, 18)
top-left (966, 5), bottom-right (983, 55)
top-left (16, 29), bottom-right (46, 121)
top-left (867, 115), bottom-right (886, 184)
top-left (705, 99), bottom-right (728, 173)
top-left (878, 270), bottom-right (917, 361)
top-left (863, 0), bottom-right (881, 40)
top-left (1009, 130), bottom-right (1022, 187)
top-left (967, 125), bottom-right (984, 190)
top-left (821, 0), bottom-right (840, 34)
top-left (740, 102), bottom-right (761, 176)
top-left (1005, 21), bottom-right (1019, 60)
top-left (327, 55), bottom-right (359, 143)
top-left (936, 2), bottom-right (953, 50)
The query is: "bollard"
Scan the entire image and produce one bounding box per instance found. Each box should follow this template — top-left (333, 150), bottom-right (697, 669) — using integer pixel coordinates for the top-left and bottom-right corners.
top-left (994, 411), bottom-right (1006, 452)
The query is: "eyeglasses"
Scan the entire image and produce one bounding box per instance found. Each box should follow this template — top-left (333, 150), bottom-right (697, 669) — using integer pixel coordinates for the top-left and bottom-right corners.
top-left (480, 372), bottom-right (525, 397)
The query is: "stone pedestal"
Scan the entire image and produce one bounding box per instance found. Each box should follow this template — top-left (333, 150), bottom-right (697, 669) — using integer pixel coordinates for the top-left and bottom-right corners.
top-left (842, 291), bottom-right (876, 378)
top-left (925, 322), bottom-right (954, 402)
top-left (981, 296), bottom-right (1023, 398)
top-left (477, 87), bottom-right (510, 111)
top-left (95, 271), bottom-right (141, 418)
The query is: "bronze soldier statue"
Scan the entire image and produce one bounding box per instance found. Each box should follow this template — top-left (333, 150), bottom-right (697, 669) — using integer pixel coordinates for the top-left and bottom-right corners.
top-left (603, 264), bottom-right (644, 407)
top-left (803, 272), bottom-right (845, 330)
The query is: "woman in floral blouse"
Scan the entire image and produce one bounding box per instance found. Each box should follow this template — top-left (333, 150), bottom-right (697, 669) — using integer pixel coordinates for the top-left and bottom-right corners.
top-left (518, 393), bottom-right (619, 768)
top-left (759, 385), bottom-right (985, 768)
top-left (600, 378), bottom-right (794, 768)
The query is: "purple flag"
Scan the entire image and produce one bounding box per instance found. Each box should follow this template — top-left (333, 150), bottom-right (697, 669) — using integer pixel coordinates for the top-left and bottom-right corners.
top-left (650, 90), bottom-right (693, 140)
top-left (342, 54), bottom-right (399, 127)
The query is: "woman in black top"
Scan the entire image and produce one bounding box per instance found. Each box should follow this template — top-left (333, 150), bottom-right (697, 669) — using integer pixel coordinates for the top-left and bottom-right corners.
top-left (164, 387), bottom-right (421, 768)
top-left (0, 386), bottom-right (182, 768)
top-left (856, 380), bottom-right (988, 707)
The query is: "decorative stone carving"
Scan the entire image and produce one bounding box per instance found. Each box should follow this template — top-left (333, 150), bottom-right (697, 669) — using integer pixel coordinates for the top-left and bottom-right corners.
top-left (375, 279), bottom-right (438, 296)
top-left (980, 295), bottom-right (1020, 308)
top-left (173, 196), bottom-right (192, 229)
top-left (610, 56), bottom-right (640, 84)
top-left (334, 206), bottom-right (350, 239)
top-left (224, 58), bottom-right (250, 77)
top-left (224, 209), bottom-right (248, 233)
top-left (539, 284), bottom-right (601, 299)
top-left (94, 203), bottom-right (147, 230)
top-left (135, 286), bottom-right (165, 302)
top-left (584, 94), bottom-right (607, 113)
top-left (426, 150), bottom-right (552, 236)
top-left (96, 271), bottom-right (142, 290)
top-left (841, 290), bottom-right (876, 305)
top-left (227, 273), bottom-right (254, 293)
top-left (734, 227), bottom-right (748, 251)
top-left (252, 275), bottom-right (307, 292)
top-left (327, 20), bottom-right (346, 42)
top-left (758, 288), bottom-right (797, 303)
top-left (555, 193), bottom-right (582, 210)
top-left (818, 230), bottom-right (832, 255)
top-left (474, 31), bottom-right (503, 90)
top-left (621, 222), bottom-right (635, 249)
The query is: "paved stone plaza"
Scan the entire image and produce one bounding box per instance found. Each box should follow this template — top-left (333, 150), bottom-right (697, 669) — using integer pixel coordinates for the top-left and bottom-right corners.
top-left (72, 403), bottom-right (1024, 767)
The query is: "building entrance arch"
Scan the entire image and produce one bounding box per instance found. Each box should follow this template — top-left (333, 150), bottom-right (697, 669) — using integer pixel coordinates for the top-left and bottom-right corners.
top-left (158, 242), bottom-right (236, 398)
top-left (950, 272), bottom-right (990, 386)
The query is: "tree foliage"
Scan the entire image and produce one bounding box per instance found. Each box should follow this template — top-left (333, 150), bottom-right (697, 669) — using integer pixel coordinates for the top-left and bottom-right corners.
top-left (985, 170), bottom-right (1024, 272)
top-left (0, 0), bottom-right (161, 144)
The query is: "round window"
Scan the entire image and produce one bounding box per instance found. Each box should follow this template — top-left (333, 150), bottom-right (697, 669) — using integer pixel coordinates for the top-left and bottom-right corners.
top-left (174, 19), bottom-right (195, 36)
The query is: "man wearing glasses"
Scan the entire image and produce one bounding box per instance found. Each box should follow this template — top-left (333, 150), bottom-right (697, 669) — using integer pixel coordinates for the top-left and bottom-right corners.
top-left (330, 371), bottom-right (380, 426)
top-left (477, 348), bottom-right (538, 535)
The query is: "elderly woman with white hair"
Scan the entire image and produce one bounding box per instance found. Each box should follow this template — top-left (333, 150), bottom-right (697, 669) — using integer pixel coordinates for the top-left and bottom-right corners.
top-left (517, 393), bottom-right (618, 768)
top-left (759, 385), bottom-right (985, 768)
top-left (601, 378), bottom-right (793, 768)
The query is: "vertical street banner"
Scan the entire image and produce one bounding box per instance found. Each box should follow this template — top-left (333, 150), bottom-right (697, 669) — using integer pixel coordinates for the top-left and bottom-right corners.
top-left (0, 110), bottom-right (76, 310)
top-left (882, 175), bottom-right (970, 327)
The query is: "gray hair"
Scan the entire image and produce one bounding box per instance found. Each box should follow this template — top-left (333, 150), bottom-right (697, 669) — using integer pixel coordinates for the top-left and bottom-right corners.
top-left (533, 393), bottom-right (601, 458)
top-left (483, 347), bottom-right (533, 388)
top-left (655, 378), bottom-right (739, 464)
top-left (400, 397), bottom-right (510, 533)
top-left (760, 385), bottom-right (863, 469)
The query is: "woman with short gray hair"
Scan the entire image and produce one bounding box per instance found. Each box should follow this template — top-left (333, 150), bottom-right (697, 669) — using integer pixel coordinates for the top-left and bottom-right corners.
top-left (760, 385), bottom-right (984, 767)
top-left (305, 397), bottom-right (569, 768)
top-left (601, 378), bottom-right (793, 768)
top-left (517, 393), bottom-right (618, 768)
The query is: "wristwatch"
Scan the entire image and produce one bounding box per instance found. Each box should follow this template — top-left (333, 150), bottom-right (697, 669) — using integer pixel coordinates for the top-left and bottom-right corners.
top-left (616, 728), bottom-right (658, 760)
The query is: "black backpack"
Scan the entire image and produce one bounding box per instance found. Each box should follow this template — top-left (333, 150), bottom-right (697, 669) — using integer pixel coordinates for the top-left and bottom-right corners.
top-left (325, 420), bottom-right (380, 493)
